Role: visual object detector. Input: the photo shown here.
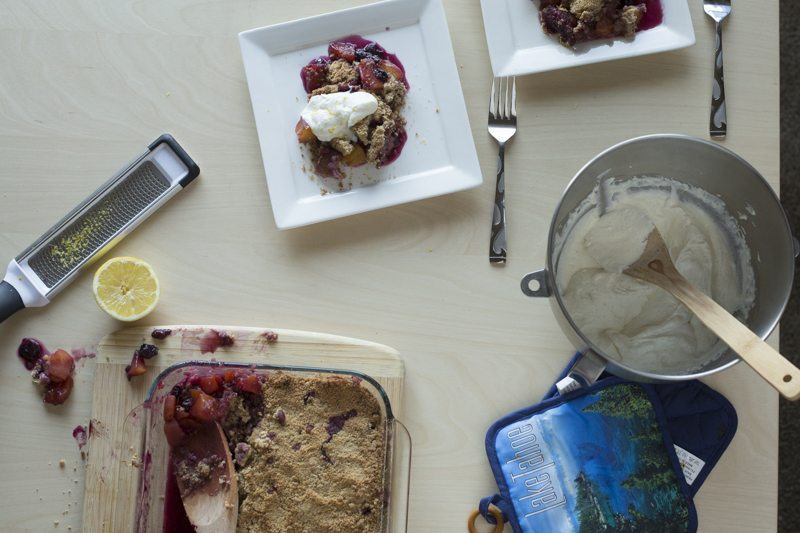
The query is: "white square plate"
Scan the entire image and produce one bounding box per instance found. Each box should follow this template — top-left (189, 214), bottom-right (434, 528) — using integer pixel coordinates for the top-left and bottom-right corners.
top-left (480, 0), bottom-right (695, 77)
top-left (239, 0), bottom-right (482, 229)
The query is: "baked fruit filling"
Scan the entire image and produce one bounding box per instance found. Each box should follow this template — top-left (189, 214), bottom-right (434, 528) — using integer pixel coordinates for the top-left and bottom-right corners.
top-left (538, 0), bottom-right (660, 47)
top-left (163, 370), bottom-right (386, 532)
top-left (296, 36), bottom-right (408, 182)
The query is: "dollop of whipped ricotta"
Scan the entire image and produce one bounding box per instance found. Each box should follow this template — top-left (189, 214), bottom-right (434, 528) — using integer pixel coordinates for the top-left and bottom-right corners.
top-left (555, 177), bottom-right (755, 372)
top-left (301, 91), bottom-right (378, 142)
top-left (584, 206), bottom-right (655, 273)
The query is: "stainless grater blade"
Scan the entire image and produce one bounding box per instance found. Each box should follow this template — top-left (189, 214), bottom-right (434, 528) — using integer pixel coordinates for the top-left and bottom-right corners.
top-left (26, 161), bottom-right (170, 289)
top-left (0, 134), bottom-right (199, 323)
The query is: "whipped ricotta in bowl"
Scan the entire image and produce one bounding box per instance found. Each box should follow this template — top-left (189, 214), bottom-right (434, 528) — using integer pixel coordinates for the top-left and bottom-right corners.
top-left (554, 177), bottom-right (756, 372)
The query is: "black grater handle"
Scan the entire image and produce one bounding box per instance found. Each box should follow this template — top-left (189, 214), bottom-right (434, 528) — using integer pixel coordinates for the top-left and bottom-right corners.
top-left (0, 281), bottom-right (24, 323)
top-left (148, 134), bottom-right (200, 187)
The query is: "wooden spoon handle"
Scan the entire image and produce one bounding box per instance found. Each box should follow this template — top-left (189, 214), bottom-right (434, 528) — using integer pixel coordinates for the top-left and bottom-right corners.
top-left (664, 275), bottom-right (800, 400)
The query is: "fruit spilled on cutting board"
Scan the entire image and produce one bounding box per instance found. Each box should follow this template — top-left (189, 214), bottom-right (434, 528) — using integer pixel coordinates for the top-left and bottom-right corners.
top-left (125, 343), bottom-right (159, 381)
top-left (19, 338), bottom-right (77, 405)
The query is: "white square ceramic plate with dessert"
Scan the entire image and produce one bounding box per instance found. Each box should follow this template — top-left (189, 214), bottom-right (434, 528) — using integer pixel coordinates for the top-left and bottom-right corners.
top-left (239, 0), bottom-right (482, 229)
top-left (481, 0), bottom-right (695, 77)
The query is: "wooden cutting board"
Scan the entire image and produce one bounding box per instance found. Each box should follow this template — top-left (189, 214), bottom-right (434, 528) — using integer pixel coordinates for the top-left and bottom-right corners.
top-left (81, 325), bottom-right (404, 533)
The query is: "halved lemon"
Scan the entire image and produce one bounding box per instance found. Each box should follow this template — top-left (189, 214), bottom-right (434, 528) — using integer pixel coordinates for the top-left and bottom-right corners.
top-left (93, 257), bottom-right (160, 321)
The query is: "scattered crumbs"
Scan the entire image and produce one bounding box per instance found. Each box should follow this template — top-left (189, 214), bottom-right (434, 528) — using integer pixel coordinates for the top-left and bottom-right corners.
top-left (48, 461), bottom-right (52, 466)
top-left (435, 107), bottom-right (440, 113)
top-left (54, 521), bottom-right (59, 527)
top-left (165, 91), bottom-right (171, 97)
top-left (59, 459), bottom-right (66, 468)
top-left (427, 248), bottom-right (433, 253)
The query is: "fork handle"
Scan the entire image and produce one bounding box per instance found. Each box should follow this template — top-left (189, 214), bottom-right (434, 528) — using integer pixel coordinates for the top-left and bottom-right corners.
top-left (490, 144), bottom-right (507, 264)
top-left (710, 21), bottom-right (727, 139)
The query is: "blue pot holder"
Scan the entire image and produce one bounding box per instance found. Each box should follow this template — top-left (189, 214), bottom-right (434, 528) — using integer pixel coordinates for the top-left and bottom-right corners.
top-left (476, 355), bottom-right (738, 533)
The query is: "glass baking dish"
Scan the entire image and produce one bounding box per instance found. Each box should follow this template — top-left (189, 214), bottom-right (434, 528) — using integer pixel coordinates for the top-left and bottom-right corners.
top-left (125, 361), bottom-right (411, 532)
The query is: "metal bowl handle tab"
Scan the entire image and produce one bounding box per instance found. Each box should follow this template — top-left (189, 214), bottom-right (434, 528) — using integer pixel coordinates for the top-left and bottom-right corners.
top-left (556, 351), bottom-right (607, 395)
top-left (521, 269), bottom-right (551, 297)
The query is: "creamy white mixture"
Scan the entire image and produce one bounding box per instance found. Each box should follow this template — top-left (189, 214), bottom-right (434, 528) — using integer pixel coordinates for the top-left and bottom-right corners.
top-left (584, 206), bottom-right (655, 273)
top-left (555, 177), bottom-right (756, 372)
top-left (301, 92), bottom-right (378, 142)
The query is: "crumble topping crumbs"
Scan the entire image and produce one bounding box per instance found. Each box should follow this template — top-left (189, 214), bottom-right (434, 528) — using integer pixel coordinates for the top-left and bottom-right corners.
top-left (327, 59), bottom-right (358, 85)
top-left (570, 0), bottom-right (604, 18)
top-left (175, 453), bottom-right (223, 494)
top-left (235, 373), bottom-right (385, 532)
top-left (539, 0), bottom-right (649, 46)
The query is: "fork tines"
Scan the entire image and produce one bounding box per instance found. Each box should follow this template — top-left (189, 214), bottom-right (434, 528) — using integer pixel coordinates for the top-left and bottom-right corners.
top-left (489, 77), bottom-right (517, 121)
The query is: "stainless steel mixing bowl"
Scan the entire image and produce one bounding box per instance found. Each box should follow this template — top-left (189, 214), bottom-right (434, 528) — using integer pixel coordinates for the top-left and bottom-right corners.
top-left (522, 134), bottom-right (798, 386)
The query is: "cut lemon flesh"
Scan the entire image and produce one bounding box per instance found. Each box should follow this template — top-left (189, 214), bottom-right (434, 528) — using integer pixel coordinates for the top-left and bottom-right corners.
top-left (93, 257), bottom-right (159, 321)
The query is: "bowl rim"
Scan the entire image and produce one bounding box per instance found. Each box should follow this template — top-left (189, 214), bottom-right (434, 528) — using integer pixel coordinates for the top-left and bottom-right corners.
top-left (545, 133), bottom-right (795, 381)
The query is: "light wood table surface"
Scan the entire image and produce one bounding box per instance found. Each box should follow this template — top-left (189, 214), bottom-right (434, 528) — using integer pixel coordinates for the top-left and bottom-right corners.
top-left (0, 0), bottom-right (780, 531)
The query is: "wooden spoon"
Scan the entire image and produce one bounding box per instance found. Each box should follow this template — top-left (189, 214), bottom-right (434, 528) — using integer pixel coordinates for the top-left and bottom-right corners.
top-left (173, 421), bottom-right (238, 532)
top-left (625, 227), bottom-right (800, 400)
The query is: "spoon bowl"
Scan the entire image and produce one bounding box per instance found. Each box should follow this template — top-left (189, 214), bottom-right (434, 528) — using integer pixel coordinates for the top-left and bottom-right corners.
top-left (173, 421), bottom-right (238, 532)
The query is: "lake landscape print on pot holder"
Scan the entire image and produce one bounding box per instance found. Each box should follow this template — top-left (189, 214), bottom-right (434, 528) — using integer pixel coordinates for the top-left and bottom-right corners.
top-left (494, 384), bottom-right (691, 533)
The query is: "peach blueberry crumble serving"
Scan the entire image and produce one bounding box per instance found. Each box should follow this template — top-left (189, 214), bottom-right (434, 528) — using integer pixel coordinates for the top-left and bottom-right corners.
top-left (296, 36), bottom-right (408, 182)
top-left (539, 0), bottom-right (663, 47)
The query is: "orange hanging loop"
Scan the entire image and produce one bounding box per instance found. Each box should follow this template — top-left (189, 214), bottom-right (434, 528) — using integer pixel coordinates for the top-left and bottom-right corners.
top-left (467, 504), bottom-right (505, 533)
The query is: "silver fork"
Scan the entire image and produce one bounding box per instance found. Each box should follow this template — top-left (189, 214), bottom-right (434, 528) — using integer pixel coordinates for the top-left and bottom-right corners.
top-left (703, 0), bottom-right (731, 139)
top-left (488, 76), bottom-right (517, 264)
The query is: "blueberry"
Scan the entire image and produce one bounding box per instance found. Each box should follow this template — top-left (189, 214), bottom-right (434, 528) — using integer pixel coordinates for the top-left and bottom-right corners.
top-left (363, 42), bottom-right (386, 58)
top-left (541, 6), bottom-right (578, 46)
top-left (303, 391), bottom-right (316, 405)
top-left (138, 344), bottom-right (159, 359)
top-left (151, 328), bottom-right (172, 340)
top-left (18, 338), bottom-right (44, 370)
top-left (374, 68), bottom-right (389, 82)
top-left (180, 396), bottom-right (193, 410)
top-left (217, 331), bottom-right (235, 347)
